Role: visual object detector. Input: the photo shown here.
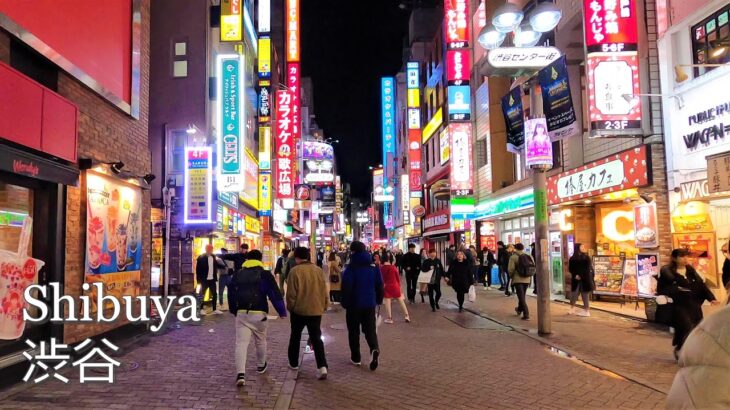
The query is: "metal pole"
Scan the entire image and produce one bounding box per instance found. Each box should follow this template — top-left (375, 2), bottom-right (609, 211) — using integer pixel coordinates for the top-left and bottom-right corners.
top-left (162, 187), bottom-right (172, 308)
top-left (529, 81), bottom-right (552, 335)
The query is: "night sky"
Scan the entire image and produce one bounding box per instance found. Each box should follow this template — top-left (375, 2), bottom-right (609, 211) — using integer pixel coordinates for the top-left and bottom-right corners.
top-left (300, 0), bottom-right (410, 201)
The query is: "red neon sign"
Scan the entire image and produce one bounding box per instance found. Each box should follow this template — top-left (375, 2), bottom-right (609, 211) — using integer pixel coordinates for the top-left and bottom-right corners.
top-left (408, 129), bottom-right (422, 193)
top-left (445, 0), bottom-right (470, 49)
top-left (446, 50), bottom-right (471, 85)
top-left (275, 90), bottom-right (295, 200)
top-left (583, 0), bottom-right (638, 53)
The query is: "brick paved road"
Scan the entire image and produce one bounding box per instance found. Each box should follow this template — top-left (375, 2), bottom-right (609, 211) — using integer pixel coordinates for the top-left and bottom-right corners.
top-left (442, 285), bottom-right (679, 392)
top-left (0, 294), bottom-right (669, 409)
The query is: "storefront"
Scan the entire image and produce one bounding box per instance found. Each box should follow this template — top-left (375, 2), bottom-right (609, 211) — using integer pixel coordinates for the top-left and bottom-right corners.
top-left (547, 145), bottom-right (657, 299)
top-left (422, 208), bottom-right (451, 261)
top-left (472, 187), bottom-right (535, 246)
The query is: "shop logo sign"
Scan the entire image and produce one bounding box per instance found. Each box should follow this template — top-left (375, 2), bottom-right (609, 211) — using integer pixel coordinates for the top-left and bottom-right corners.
top-left (13, 160), bottom-right (39, 177)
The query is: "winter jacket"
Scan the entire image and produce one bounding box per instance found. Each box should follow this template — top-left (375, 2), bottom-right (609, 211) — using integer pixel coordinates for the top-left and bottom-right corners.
top-left (568, 253), bottom-right (595, 292)
top-left (195, 254), bottom-right (225, 283)
top-left (327, 260), bottom-right (342, 291)
top-left (445, 249), bottom-right (456, 268)
top-left (341, 251), bottom-right (384, 310)
top-left (402, 251), bottom-right (422, 276)
top-left (722, 258), bottom-right (730, 289)
top-left (666, 304), bottom-right (730, 409)
top-left (447, 260), bottom-right (474, 293)
top-left (497, 247), bottom-right (510, 270)
top-left (421, 257), bottom-right (445, 282)
top-left (285, 262), bottom-right (329, 316)
top-left (221, 251), bottom-right (248, 271)
top-left (658, 264), bottom-right (716, 326)
top-left (508, 250), bottom-right (532, 284)
top-left (227, 260), bottom-right (286, 317)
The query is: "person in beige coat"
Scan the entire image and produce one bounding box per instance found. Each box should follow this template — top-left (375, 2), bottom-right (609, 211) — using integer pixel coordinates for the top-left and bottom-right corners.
top-left (285, 247), bottom-right (329, 380)
top-left (666, 304), bottom-right (730, 409)
top-left (508, 243), bottom-right (533, 320)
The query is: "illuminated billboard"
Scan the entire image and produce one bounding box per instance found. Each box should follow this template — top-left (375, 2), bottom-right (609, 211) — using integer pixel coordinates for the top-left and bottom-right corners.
top-left (446, 50), bottom-right (471, 85)
top-left (220, 0), bottom-right (242, 42)
top-left (240, 149), bottom-right (259, 209)
top-left (258, 126), bottom-right (271, 170)
top-left (216, 54), bottom-right (245, 192)
top-left (381, 77), bottom-right (396, 164)
top-left (275, 90), bottom-right (295, 203)
top-left (286, 0), bottom-right (300, 62)
top-left (258, 36), bottom-right (271, 78)
top-left (449, 123), bottom-right (473, 196)
top-left (184, 147), bottom-right (213, 224)
top-left (258, 0), bottom-right (271, 33)
top-left (448, 85), bottom-right (471, 121)
top-left (445, 0), bottom-right (470, 49)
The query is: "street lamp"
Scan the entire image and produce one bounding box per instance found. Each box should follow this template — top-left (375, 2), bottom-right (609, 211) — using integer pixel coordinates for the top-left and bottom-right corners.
top-left (492, 2), bottom-right (523, 33)
top-left (479, 1), bottom-right (562, 50)
top-left (529, 1), bottom-right (562, 32)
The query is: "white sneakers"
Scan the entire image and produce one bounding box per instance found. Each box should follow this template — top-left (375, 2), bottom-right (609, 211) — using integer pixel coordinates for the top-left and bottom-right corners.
top-left (213, 309), bottom-right (224, 315)
top-left (317, 367), bottom-right (328, 380)
top-left (199, 309), bottom-right (207, 316)
top-left (577, 309), bottom-right (591, 317)
top-left (568, 307), bottom-right (575, 315)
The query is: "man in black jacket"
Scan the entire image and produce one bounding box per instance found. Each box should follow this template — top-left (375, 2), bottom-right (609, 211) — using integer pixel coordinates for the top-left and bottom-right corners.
top-left (402, 243), bottom-right (422, 303)
top-left (196, 244), bottom-right (225, 315)
top-left (421, 249), bottom-right (445, 312)
top-left (228, 250), bottom-right (287, 387)
top-left (223, 243), bottom-right (250, 271)
top-left (497, 241), bottom-right (511, 295)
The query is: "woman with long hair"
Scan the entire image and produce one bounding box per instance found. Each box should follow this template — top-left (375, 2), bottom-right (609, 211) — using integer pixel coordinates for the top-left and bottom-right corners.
top-left (327, 251), bottom-right (342, 304)
top-left (658, 248), bottom-right (719, 359)
top-left (446, 250), bottom-right (474, 312)
top-left (380, 251), bottom-right (410, 323)
top-left (568, 243), bottom-right (594, 317)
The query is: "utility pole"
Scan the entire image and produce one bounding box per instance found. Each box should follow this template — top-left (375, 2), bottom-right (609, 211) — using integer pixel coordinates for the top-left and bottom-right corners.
top-left (528, 81), bottom-right (552, 335)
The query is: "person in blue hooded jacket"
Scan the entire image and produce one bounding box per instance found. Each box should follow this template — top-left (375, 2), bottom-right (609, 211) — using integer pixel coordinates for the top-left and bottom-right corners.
top-left (341, 241), bottom-right (384, 371)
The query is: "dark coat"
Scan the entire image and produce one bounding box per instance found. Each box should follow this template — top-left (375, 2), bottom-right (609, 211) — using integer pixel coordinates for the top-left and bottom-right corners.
top-left (722, 258), bottom-right (730, 289)
top-left (497, 247), bottom-right (510, 270)
top-left (421, 257), bottom-right (445, 281)
top-left (195, 254), bottom-right (225, 283)
top-left (447, 260), bottom-right (474, 293)
top-left (568, 253), bottom-right (595, 292)
top-left (402, 251), bottom-right (422, 276)
top-left (341, 251), bottom-right (384, 310)
top-left (658, 264), bottom-right (715, 325)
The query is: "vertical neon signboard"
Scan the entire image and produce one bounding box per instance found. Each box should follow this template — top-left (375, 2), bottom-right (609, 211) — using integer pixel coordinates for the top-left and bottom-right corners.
top-left (184, 146), bottom-right (213, 224)
top-left (381, 77), bottom-right (395, 168)
top-left (275, 90), bottom-right (295, 204)
top-left (217, 54), bottom-right (245, 192)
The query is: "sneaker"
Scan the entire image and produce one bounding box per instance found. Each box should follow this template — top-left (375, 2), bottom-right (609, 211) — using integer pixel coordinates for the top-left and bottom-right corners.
top-left (199, 309), bottom-right (207, 316)
top-left (505, 292), bottom-right (512, 297)
top-left (317, 367), bottom-right (328, 380)
top-left (577, 310), bottom-right (591, 317)
top-left (568, 307), bottom-right (576, 315)
top-left (304, 345), bottom-right (313, 354)
top-left (288, 363), bottom-right (299, 370)
top-left (257, 362), bottom-right (268, 374)
top-left (369, 349), bottom-right (380, 371)
top-left (236, 373), bottom-right (245, 386)
top-left (515, 307), bottom-right (522, 315)
top-left (384, 318), bottom-right (394, 324)
top-left (213, 309), bottom-right (224, 315)
top-left (521, 316), bottom-right (530, 321)
top-left (498, 287), bottom-right (506, 291)
top-left (350, 359), bottom-right (362, 366)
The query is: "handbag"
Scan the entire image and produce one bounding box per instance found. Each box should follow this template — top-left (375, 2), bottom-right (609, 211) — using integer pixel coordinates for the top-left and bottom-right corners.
top-left (654, 298), bottom-right (674, 325)
top-left (417, 269), bottom-right (433, 284)
top-left (468, 285), bottom-right (476, 303)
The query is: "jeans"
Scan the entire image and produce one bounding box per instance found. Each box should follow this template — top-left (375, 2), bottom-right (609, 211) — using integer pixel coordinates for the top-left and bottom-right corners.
top-left (486, 264), bottom-right (494, 287)
top-left (514, 283), bottom-right (529, 318)
top-left (569, 283), bottom-right (591, 309)
top-left (288, 313), bottom-right (327, 369)
top-left (218, 274), bottom-right (232, 308)
top-left (499, 267), bottom-right (509, 290)
top-left (405, 271), bottom-right (419, 302)
top-left (345, 308), bottom-right (379, 362)
top-left (427, 281), bottom-right (441, 310)
top-left (235, 312), bottom-right (267, 374)
top-left (200, 279), bottom-right (217, 309)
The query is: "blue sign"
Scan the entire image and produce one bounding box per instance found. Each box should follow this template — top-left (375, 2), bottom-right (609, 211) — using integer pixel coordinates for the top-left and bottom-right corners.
top-left (448, 85), bottom-right (471, 121)
top-left (407, 62), bottom-right (419, 89)
top-left (217, 55), bottom-right (244, 192)
top-left (381, 77), bottom-right (395, 166)
top-left (501, 87), bottom-right (524, 154)
top-left (538, 55), bottom-right (578, 140)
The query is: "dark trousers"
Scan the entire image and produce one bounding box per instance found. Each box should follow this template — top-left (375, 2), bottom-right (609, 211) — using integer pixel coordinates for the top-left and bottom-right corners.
top-left (427, 281), bottom-right (441, 310)
top-left (499, 266), bottom-right (509, 289)
top-left (200, 279), bottom-right (217, 309)
top-left (486, 264), bottom-right (494, 286)
top-left (672, 307), bottom-right (700, 349)
top-left (456, 290), bottom-right (466, 308)
top-left (330, 290), bottom-right (341, 302)
top-left (218, 274), bottom-right (232, 307)
top-left (288, 313), bottom-right (327, 369)
top-left (514, 283), bottom-right (529, 318)
top-left (406, 272), bottom-right (419, 302)
top-left (345, 308), bottom-right (379, 362)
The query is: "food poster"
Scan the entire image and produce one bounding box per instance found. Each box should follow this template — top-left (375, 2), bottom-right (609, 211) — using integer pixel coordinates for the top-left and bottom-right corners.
top-left (620, 258), bottom-right (638, 296)
top-left (85, 173), bottom-right (142, 312)
top-left (674, 233), bottom-right (719, 288)
top-left (636, 253), bottom-right (659, 297)
top-left (633, 203), bottom-right (658, 248)
top-left (592, 255), bottom-right (625, 295)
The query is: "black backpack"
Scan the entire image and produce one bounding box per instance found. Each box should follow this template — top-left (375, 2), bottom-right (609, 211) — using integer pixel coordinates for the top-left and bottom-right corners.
top-left (230, 268), bottom-right (263, 313)
top-left (517, 253), bottom-right (536, 277)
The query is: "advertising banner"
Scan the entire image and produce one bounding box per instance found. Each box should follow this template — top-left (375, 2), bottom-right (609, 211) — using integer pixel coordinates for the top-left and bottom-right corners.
top-left (448, 85), bottom-right (471, 121)
top-left (636, 253), bottom-right (659, 297)
top-left (620, 258), bottom-right (638, 296)
top-left (258, 126), bottom-right (271, 170)
top-left (287, 63), bottom-right (301, 143)
top-left (275, 90), bottom-right (295, 201)
top-left (258, 86), bottom-right (271, 123)
top-left (259, 172), bottom-right (272, 216)
top-left (524, 118), bottom-right (553, 168)
top-left (439, 129), bottom-right (450, 165)
top-left (302, 141), bottom-right (334, 160)
top-left (444, 0), bottom-right (470, 49)
top-left (583, 0), bottom-right (638, 53)
top-left (241, 149), bottom-right (259, 209)
top-left (258, 37), bottom-right (271, 78)
top-left (258, 0), bottom-right (271, 33)
top-left (217, 54), bottom-right (244, 192)
top-left (586, 53), bottom-right (642, 133)
top-left (547, 145), bottom-right (649, 205)
top-left (286, 0), bottom-right (300, 62)
top-left (592, 255), bottom-right (624, 295)
top-left (634, 202), bottom-right (658, 248)
top-left (184, 147), bottom-right (213, 223)
top-left (220, 0), bottom-right (242, 42)
top-left (449, 123), bottom-right (473, 196)
top-left (446, 50), bottom-right (471, 85)
top-left (85, 173), bottom-right (142, 312)
top-left (538, 55), bottom-right (578, 140)
top-left (408, 129), bottom-right (422, 194)
top-left (501, 87), bottom-right (524, 154)
top-left (407, 62), bottom-right (419, 88)
top-left (381, 77), bottom-right (396, 164)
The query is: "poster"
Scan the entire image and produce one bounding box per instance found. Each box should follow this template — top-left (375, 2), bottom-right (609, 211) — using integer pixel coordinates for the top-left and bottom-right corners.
top-left (85, 173), bottom-right (143, 312)
top-left (592, 255), bottom-right (624, 295)
top-left (524, 117), bottom-right (553, 168)
top-left (184, 147), bottom-right (212, 224)
top-left (674, 233), bottom-right (719, 288)
top-left (634, 202), bottom-right (658, 248)
top-left (501, 87), bottom-right (524, 154)
top-left (538, 55), bottom-right (578, 140)
top-left (620, 258), bottom-right (638, 296)
top-left (636, 253), bottom-right (659, 297)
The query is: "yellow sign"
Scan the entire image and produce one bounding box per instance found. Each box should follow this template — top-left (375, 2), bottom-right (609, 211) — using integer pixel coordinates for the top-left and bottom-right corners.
top-left (258, 37), bottom-right (271, 76)
top-left (240, 149), bottom-right (259, 209)
top-left (259, 173), bottom-right (272, 215)
top-left (220, 0), bottom-right (242, 42)
top-left (245, 215), bottom-right (261, 233)
top-left (422, 108), bottom-right (443, 143)
top-left (407, 89), bottom-right (420, 108)
top-left (259, 126), bottom-right (271, 170)
top-left (558, 209), bottom-right (573, 231)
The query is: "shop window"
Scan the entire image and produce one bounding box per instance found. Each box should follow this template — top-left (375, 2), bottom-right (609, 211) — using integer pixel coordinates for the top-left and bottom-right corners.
top-left (476, 138), bottom-right (488, 168)
top-left (175, 42), bottom-right (187, 56)
top-left (173, 61), bottom-right (188, 78)
top-left (168, 130), bottom-right (188, 174)
top-left (691, 4), bottom-right (730, 77)
top-left (0, 183), bottom-right (33, 256)
top-left (504, 220), bottom-right (512, 230)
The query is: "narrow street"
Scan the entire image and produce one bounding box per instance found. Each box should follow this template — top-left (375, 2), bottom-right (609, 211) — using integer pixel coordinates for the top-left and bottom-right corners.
top-left (0, 285), bottom-right (671, 409)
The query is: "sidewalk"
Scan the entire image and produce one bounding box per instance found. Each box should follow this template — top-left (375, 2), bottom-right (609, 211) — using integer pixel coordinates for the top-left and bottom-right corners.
top-left (442, 286), bottom-right (679, 393)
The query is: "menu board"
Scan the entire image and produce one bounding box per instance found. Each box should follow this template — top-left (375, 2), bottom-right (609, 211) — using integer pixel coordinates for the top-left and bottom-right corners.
top-left (636, 253), bottom-right (659, 297)
top-left (620, 258), bottom-right (638, 296)
top-left (593, 255), bottom-right (624, 295)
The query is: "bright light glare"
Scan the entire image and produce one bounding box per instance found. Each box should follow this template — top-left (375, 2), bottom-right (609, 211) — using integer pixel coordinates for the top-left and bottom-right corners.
top-left (529, 2), bottom-right (562, 32)
top-left (492, 3), bottom-right (524, 33)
